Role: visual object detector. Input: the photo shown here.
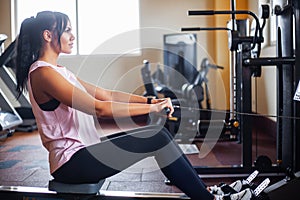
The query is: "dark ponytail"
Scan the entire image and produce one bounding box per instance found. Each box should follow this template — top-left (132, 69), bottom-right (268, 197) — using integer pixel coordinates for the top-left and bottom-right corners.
top-left (15, 17), bottom-right (38, 98)
top-left (15, 11), bottom-right (69, 98)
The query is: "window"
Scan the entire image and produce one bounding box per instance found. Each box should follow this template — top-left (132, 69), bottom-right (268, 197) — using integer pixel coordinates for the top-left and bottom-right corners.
top-left (14, 0), bottom-right (140, 55)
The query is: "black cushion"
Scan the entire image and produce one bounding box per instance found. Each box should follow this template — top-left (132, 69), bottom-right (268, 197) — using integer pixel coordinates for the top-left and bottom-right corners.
top-left (48, 179), bottom-right (105, 194)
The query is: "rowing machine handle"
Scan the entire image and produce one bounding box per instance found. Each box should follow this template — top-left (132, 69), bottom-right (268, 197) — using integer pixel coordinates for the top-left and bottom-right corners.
top-left (146, 107), bottom-right (170, 126)
top-left (162, 107), bottom-right (171, 115)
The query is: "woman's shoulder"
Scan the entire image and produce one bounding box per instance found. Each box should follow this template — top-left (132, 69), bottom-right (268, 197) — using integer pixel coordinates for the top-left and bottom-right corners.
top-left (30, 60), bottom-right (65, 73)
top-left (31, 60), bottom-right (58, 68)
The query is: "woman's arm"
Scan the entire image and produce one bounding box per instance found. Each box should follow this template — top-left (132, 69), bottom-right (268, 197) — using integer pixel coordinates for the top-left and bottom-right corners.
top-left (78, 78), bottom-right (150, 104)
top-left (78, 78), bottom-right (174, 116)
top-left (30, 67), bottom-right (173, 118)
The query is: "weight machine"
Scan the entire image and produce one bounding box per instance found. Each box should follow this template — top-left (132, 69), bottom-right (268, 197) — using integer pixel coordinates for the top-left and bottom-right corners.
top-left (141, 44), bottom-right (239, 142)
top-left (180, 0), bottom-right (300, 179)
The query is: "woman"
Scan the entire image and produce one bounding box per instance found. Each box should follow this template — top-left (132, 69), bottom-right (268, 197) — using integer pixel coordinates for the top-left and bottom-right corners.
top-left (15, 11), bottom-right (252, 200)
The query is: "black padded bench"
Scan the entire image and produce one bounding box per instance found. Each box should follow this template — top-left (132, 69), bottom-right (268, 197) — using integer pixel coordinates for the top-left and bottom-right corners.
top-left (48, 179), bottom-right (105, 194)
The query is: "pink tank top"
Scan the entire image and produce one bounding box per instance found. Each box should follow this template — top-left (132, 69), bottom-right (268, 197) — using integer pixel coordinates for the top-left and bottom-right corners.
top-left (28, 61), bottom-right (100, 174)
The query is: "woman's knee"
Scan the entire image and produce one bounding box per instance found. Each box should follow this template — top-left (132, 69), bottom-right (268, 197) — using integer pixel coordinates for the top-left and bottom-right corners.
top-left (161, 127), bottom-right (173, 139)
top-left (154, 127), bottom-right (174, 145)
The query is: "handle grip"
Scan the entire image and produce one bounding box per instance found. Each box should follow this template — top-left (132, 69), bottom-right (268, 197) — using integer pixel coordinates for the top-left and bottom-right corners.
top-left (162, 107), bottom-right (171, 115)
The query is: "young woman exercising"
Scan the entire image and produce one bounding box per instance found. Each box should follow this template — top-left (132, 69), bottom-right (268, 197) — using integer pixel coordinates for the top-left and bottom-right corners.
top-left (15, 11), bottom-right (252, 200)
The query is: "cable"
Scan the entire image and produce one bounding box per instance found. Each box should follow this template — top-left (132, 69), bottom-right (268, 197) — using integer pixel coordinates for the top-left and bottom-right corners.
top-left (172, 105), bottom-right (300, 120)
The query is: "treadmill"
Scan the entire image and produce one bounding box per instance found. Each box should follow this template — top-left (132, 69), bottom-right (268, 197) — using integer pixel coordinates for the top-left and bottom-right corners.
top-left (0, 34), bottom-right (36, 135)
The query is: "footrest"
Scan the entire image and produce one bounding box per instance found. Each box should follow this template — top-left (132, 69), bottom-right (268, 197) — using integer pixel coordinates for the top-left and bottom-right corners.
top-left (48, 179), bottom-right (105, 194)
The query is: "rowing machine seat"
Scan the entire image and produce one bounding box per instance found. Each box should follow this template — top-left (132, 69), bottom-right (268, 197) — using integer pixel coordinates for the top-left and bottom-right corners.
top-left (48, 179), bottom-right (105, 194)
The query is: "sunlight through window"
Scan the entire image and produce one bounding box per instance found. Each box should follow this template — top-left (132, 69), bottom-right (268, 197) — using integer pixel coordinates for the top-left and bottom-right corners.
top-left (15, 0), bottom-right (140, 55)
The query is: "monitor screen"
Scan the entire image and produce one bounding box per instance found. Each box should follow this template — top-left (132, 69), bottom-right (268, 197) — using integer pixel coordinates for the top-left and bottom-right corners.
top-left (163, 33), bottom-right (198, 91)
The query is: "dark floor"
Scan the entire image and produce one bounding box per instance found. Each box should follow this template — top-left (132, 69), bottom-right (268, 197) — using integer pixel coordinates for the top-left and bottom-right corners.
top-left (0, 120), bottom-right (277, 195)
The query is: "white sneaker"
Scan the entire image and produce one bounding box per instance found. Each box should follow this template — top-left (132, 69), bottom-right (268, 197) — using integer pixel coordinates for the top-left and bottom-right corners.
top-left (209, 181), bottom-right (242, 195)
top-left (214, 188), bottom-right (252, 200)
top-left (209, 185), bottom-right (225, 195)
top-left (229, 180), bottom-right (243, 192)
top-left (209, 170), bottom-right (259, 195)
top-left (214, 177), bottom-right (270, 200)
top-left (229, 188), bottom-right (252, 200)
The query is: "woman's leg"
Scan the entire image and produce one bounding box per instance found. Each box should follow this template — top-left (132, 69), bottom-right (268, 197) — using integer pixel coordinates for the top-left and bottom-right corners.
top-left (53, 125), bottom-right (214, 200)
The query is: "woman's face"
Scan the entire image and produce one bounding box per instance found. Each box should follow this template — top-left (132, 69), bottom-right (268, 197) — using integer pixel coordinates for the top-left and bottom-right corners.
top-left (59, 20), bottom-right (75, 54)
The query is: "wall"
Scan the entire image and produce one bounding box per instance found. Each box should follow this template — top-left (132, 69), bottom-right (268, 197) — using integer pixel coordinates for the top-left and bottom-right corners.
top-left (0, 0), bottom-right (12, 46)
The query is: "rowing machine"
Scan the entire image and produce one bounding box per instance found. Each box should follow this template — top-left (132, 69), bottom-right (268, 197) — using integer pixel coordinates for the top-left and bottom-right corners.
top-left (0, 184), bottom-right (189, 200)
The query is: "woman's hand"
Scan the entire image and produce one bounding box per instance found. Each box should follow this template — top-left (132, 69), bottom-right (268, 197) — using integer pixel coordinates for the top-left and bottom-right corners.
top-left (151, 98), bottom-right (174, 118)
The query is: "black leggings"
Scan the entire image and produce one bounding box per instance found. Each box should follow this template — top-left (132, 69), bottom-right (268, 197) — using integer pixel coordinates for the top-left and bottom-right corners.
top-left (52, 125), bottom-right (214, 200)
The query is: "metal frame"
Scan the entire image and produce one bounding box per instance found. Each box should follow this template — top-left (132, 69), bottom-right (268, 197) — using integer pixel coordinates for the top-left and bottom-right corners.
top-left (0, 40), bottom-right (31, 108)
top-left (294, 0), bottom-right (300, 173)
top-left (0, 186), bottom-right (188, 200)
top-left (184, 0), bottom-right (300, 176)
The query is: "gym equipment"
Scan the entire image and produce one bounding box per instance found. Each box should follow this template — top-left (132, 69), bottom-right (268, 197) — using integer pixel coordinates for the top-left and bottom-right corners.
top-left (0, 34), bottom-right (23, 139)
top-left (140, 2), bottom-right (284, 176)
top-left (48, 179), bottom-right (105, 194)
top-left (177, 0), bottom-right (300, 179)
top-left (141, 60), bottom-right (158, 98)
top-left (0, 170), bottom-right (273, 200)
top-left (0, 185), bottom-right (189, 200)
top-left (210, 170), bottom-right (260, 195)
top-left (0, 38), bottom-right (37, 133)
top-left (264, 171), bottom-right (300, 200)
top-left (163, 33), bottom-right (198, 94)
top-left (254, 156), bottom-right (273, 173)
top-left (243, 0), bottom-right (300, 174)
top-left (141, 56), bottom-right (236, 142)
top-left (0, 89), bottom-right (23, 139)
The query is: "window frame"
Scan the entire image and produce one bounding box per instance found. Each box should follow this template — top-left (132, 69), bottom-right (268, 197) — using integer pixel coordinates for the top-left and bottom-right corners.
top-left (12, 0), bottom-right (141, 56)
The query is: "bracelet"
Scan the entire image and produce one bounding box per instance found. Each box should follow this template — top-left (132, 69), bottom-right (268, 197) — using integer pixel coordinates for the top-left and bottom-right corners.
top-left (147, 97), bottom-right (152, 104)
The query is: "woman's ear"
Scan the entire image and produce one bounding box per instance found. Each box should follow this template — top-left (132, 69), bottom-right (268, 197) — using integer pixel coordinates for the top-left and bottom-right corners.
top-left (42, 30), bottom-right (52, 42)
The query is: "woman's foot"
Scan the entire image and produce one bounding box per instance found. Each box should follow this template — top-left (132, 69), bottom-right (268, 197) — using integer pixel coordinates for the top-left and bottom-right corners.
top-left (209, 180), bottom-right (243, 195)
top-left (214, 188), bottom-right (252, 200)
top-left (213, 178), bottom-right (270, 200)
top-left (208, 170), bottom-right (259, 195)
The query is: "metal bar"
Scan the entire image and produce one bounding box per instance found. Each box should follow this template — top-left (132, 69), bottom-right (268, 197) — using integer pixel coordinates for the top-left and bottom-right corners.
top-left (0, 186), bottom-right (188, 200)
top-left (243, 57), bottom-right (295, 66)
top-left (181, 27), bottom-right (230, 31)
top-left (194, 166), bottom-right (283, 175)
top-left (0, 66), bottom-right (31, 108)
top-left (293, 0), bottom-right (300, 172)
top-left (231, 0), bottom-right (236, 30)
top-left (277, 27), bottom-right (284, 166)
top-left (276, 2), bottom-right (294, 171)
top-left (187, 10), bottom-right (259, 25)
top-left (240, 47), bottom-right (253, 171)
